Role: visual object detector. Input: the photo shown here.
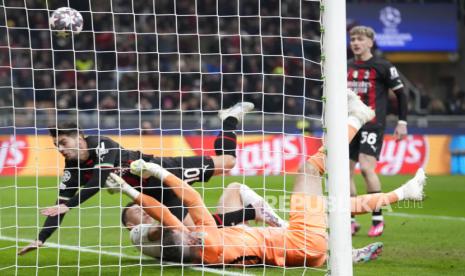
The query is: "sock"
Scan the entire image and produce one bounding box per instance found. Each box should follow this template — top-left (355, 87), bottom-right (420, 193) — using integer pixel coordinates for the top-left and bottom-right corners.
top-left (214, 117), bottom-right (238, 157)
top-left (212, 204), bottom-right (255, 227)
top-left (393, 186), bottom-right (405, 201)
top-left (348, 115), bottom-right (363, 130)
top-left (222, 117), bottom-right (238, 131)
top-left (368, 191), bottom-right (383, 225)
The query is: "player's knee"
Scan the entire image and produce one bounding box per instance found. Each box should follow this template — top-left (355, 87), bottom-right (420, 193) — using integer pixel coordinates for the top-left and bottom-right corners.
top-left (226, 182), bottom-right (242, 190)
top-left (359, 164), bottom-right (375, 177)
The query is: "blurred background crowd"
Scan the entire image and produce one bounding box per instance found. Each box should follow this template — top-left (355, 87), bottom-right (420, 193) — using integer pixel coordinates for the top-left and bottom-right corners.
top-left (1, 0), bottom-right (464, 130)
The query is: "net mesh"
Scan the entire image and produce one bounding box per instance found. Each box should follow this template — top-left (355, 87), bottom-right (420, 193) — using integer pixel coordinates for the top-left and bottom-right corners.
top-left (0, 0), bottom-right (326, 274)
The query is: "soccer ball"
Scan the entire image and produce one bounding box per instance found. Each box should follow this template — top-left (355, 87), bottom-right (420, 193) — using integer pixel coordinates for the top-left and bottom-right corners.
top-left (49, 7), bottom-right (83, 37)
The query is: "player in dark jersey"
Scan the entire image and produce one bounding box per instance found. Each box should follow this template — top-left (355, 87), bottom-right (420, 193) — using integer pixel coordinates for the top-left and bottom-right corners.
top-left (347, 26), bottom-right (408, 237)
top-left (18, 102), bottom-right (257, 255)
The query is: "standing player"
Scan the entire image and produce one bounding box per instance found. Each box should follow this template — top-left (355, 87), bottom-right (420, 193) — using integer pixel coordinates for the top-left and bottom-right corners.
top-left (347, 26), bottom-right (408, 237)
top-left (18, 102), bottom-right (259, 255)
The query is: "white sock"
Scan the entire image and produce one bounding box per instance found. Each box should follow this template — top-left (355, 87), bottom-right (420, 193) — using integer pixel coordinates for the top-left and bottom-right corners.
top-left (348, 115), bottom-right (362, 130)
top-left (239, 184), bottom-right (261, 206)
top-left (393, 186), bottom-right (405, 201)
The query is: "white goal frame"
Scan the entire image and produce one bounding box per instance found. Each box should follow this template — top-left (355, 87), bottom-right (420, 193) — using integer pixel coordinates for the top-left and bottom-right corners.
top-left (322, 0), bottom-right (353, 274)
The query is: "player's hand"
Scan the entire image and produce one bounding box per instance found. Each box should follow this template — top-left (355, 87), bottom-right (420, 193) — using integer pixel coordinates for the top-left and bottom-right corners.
top-left (130, 159), bottom-right (155, 179)
top-left (41, 204), bottom-right (69, 217)
top-left (105, 172), bottom-right (127, 194)
top-left (18, 240), bottom-right (43, 256)
top-left (394, 122), bottom-right (408, 141)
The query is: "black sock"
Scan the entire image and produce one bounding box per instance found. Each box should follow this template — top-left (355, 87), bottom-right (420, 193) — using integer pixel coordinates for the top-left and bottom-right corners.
top-left (214, 117), bottom-right (238, 157)
top-left (214, 131), bottom-right (237, 157)
top-left (372, 210), bottom-right (383, 225)
top-left (222, 117), bottom-right (238, 131)
top-left (212, 204), bottom-right (255, 227)
top-left (368, 191), bottom-right (383, 226)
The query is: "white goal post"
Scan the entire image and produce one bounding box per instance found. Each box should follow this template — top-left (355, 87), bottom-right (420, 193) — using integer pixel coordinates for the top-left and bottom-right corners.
top-left (0, 0), bottom-right (354, 274)
top-left (322, 0), bottom-right (354, 274)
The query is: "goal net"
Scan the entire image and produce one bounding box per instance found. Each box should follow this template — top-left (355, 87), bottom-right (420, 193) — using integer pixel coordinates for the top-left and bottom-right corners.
top-left (0, 0), bottom-right (351, 274)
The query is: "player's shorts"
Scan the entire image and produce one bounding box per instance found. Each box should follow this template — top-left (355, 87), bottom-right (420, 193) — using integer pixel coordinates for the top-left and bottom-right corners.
top-left (146, 156), bottom-right (216, 220)
top-left (349, 124), bottom-right (384, 161)
top-left (284, 194), bottom-right (327, 267)
top-left (150, 156), bottom-right (215, 184)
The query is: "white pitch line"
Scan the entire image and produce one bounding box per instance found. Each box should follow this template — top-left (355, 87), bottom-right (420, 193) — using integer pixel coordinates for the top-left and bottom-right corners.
top-left (386, 212), bottom-right (465, 222)
top-left (0, 235), bottom-right (254, 276)
top-left (0, 235), bottom-right (150, 260)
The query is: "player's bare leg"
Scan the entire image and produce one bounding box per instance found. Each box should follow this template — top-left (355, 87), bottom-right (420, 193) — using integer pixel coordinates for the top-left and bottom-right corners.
top-left (215, 182), bottom-right (244, 214)
top-left (210, 155), bottom-right (236, 175)
top-left (293, 162), bottom-right (323, 196)
top-left (358, 153), bottom-right (384, 237)
top-left (214, 182), bottom-right (287, 227)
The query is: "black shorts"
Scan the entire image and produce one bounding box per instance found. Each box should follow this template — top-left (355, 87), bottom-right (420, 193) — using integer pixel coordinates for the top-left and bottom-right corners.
top-left (150, 155), bottom-right (215, 184)
top-left (349, 125), bottom-right (384, 162)
top-left (142, 156), bottom-right (215, 220)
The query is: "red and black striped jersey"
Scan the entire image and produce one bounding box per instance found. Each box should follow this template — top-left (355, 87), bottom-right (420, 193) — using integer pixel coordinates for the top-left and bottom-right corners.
top-left (347, 56), bottom-right (403, 127)
top-left (59, 135), bottom-right (152, 202)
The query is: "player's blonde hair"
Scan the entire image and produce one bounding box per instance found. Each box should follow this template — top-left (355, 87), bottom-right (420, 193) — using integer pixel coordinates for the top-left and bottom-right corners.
top-left (349, 25), bottom-right (375, 41)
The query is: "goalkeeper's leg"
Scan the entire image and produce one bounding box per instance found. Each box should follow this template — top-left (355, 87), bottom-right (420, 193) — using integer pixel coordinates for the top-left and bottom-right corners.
top-left (351, 168), bottom-right (426, 215)
top-left (307, 89), bottom-right (375, 176)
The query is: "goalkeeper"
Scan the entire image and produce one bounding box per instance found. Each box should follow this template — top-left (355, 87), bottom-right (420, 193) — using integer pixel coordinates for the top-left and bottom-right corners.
top-left (105, 91), bottom-right (427, 266)
top-left (18, 102), bottom-right (255, 255)
top-left (122, 181), bottom-right (287, 259)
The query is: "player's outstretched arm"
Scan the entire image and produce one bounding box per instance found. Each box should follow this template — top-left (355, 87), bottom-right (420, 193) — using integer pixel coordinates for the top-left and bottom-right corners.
top-left (130, 159), bottom-right (216, 227)
top-left (106, 173), bottom-right (187, 231)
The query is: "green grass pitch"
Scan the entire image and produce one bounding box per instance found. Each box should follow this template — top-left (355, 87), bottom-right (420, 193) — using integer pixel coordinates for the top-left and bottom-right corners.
top-left (1, 174), bottom-right (464, 275)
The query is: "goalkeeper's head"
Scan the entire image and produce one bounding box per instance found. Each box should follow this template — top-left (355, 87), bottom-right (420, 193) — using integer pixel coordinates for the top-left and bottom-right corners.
top-left (121, 202), bottom-right (156, 230)
top-left (49, 122), bottom-right (86, 161)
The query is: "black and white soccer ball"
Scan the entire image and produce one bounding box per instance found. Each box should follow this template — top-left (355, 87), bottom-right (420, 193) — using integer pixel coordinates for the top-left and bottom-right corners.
top-left (49, 7), bottom-right (83, 36)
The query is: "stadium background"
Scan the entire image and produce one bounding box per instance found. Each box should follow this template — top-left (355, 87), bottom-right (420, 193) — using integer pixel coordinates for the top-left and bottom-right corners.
top-left (0, 0), bottom-right (464, 176)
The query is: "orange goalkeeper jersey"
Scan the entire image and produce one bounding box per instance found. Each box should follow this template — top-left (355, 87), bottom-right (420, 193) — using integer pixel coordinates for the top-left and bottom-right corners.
top-left (197, 194), bottom-right (327, 267)
top-left (136, 173), bottom-right (327, 267)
